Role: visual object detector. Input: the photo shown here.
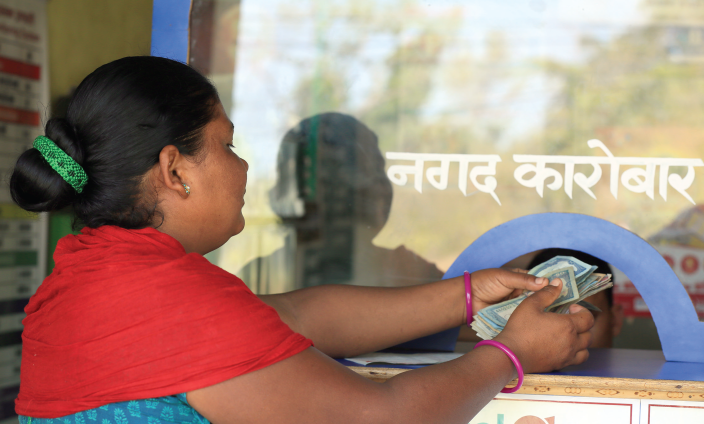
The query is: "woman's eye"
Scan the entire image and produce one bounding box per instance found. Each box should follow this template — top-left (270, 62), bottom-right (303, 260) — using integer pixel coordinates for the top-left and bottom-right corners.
top-left (228, 144), bottom-right (236, 151)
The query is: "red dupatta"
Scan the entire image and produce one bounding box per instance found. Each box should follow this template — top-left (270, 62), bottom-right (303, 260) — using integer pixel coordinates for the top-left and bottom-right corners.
top-left (16, 226), bottom-right (312, 418)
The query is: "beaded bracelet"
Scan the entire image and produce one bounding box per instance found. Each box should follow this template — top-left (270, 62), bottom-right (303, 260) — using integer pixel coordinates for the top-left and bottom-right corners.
top-left (474, 340), bottom-right (524, 393)
top-left (464, 271), bottom-right (472, 326)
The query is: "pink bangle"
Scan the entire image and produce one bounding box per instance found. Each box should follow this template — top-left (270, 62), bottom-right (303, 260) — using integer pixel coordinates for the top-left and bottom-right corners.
top-left (464, 271), bottom-right (472, 326)
top-left (474, 340), bottom-right (524, 393)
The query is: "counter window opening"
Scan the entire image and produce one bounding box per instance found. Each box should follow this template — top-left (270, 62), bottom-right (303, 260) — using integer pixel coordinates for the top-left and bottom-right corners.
top-left (447, 213), bottom-right (703, 363)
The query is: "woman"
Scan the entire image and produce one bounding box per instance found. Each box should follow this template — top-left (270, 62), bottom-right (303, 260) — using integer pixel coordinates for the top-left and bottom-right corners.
top-left (10, 56), bottom-right (593, 424)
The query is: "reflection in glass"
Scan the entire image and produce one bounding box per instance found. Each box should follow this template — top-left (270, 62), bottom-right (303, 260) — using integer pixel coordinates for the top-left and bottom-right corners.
top-left (238, 113), bottom-right (443, 293)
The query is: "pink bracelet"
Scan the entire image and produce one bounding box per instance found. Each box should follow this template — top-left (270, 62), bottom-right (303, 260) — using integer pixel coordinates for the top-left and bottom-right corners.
top-left (474, 340), bottom-right (524, 393)
top-left (464, 271), bottom-right (472, 326)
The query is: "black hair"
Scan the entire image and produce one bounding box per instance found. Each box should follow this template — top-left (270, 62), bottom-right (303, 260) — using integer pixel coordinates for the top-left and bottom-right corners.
top-left (10, 56), bottom-right (219, 229)
top-left (527, 248), bottom-right (615, 307)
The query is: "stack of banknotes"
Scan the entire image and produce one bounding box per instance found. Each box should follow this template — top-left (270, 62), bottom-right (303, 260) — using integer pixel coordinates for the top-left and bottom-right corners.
top-left (471, 256), bottom-right (613, 340)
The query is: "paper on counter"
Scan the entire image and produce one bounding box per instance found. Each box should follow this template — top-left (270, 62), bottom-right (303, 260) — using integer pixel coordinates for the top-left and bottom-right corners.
top-left (344, 352), bottom-right (463, 366)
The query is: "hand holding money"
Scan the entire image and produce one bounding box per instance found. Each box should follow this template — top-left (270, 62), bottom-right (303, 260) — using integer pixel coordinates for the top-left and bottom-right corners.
top-left (472, 256), bottom-right (613, 340)
top-left (468, 268), bottom-right (550, 316)
top-left (490, 278), bottom-right (595, 373)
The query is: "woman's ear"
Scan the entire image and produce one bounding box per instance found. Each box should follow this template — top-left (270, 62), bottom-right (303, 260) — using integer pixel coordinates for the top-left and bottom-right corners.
top-left (157, 145), bottom-right (190, 198)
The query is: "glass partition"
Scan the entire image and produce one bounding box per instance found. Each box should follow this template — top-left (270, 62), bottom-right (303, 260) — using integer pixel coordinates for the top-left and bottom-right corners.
top-left (188, 0), bottom-right (704, 343)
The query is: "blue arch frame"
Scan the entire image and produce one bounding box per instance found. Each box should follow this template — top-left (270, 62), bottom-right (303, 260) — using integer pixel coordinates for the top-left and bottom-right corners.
top-left (445, 212), bottom-right (704, 363)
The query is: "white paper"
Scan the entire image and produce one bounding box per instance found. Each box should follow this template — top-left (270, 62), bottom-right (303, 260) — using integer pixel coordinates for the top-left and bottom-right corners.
top-left (344, 352), bottom-right (463, 366)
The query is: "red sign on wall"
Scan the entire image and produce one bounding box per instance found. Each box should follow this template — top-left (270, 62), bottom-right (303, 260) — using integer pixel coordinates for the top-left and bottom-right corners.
top-left (615, 244), bottom-right (704, 318)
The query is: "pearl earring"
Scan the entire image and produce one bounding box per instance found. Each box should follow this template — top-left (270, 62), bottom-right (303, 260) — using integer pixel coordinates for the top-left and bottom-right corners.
top-left (182, 183), bottom-right (190, 195)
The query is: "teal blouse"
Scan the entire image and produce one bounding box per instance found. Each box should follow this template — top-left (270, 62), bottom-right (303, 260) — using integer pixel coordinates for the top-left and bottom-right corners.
top-left (19, 394), bottom-right (210, 424)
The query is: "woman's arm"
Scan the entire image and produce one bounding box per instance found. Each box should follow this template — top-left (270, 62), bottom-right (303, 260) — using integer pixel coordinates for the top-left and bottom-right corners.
top-left (259, 269), bottom-right (548, 357)
top-left (188, 346), bottom-right (514, 424)
top-left (190, 282), bottom-right (593, 424)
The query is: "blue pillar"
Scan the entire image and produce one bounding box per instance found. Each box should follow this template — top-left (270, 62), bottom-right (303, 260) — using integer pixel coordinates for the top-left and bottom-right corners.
top-left (151, 0), bottom-right (191, 63)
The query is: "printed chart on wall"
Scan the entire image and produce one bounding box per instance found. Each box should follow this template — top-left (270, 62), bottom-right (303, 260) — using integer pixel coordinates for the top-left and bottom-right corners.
top-left (0, 0), bottom-right (48, 421)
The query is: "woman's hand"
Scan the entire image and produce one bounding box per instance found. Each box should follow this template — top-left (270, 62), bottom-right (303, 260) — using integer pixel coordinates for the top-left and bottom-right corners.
top-left (469, 268), bottom-right (549, 318)
top-left (494, 279), bottom-right (594, 373)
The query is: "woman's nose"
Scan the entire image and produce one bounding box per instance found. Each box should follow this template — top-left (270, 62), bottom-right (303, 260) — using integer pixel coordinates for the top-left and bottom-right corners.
top-left (241, 157), bottom-right (249, 171)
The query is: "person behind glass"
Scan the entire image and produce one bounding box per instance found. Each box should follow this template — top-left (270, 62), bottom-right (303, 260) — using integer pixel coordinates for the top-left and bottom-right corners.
top-left (239, 112), bottom-right (444, 294)
top-left (527, 248), bottom-right (624, 348)
top-left (10, 57), bottom-right (594, 424)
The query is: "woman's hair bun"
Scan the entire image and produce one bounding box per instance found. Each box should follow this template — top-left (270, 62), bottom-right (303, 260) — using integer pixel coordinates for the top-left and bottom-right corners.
top-left (10, 118), bottom-right (85, 212)
top-left (12, 56), bottom-right (219, 228)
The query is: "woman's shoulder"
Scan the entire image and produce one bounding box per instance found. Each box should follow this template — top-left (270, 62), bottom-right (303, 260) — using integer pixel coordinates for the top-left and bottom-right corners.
top-left (54, 226), bottom-right (187, 268)
top-left (22, 227), bottom-right (254, 345)
top-left (43, 224), bottom-right (243, 297)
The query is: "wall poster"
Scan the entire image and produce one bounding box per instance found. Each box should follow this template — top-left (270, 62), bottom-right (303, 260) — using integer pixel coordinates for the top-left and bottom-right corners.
top-left (0, 0), bottom-right (48, 421)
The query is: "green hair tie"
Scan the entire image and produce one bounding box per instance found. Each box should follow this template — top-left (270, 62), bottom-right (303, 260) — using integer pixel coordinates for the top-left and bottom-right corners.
top-left (33, 135), bottom-right (88, 193)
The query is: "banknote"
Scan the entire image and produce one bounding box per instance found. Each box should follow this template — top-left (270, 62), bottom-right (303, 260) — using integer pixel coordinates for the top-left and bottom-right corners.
top-left (528, 255), bottom-right (598, 285)
top-left (475, 266), bottom-right (578, 335)
top-left (472, 314), bottom-right (500, 340)
top-left (541, 266), bottom-right (579, 308)
top-left (551, 274), bottom-right (611, 313)
top-left (472, 256), bottom-right (613, 340)
top-left (577, 300), bottom-right (601, 312)
top-left (577, 273), bottom-right (600, 291)
top-left (476, 295), bottom-right (526, 330)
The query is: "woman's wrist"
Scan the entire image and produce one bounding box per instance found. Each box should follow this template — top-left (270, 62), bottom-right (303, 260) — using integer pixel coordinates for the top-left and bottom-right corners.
top-left (468, 343), bottom-right (519, 391)
top-left (493, 335), bottom-right (528, 374)
top-left (472, 344), bottom-right (518, 376)
top-left (474, 340), bottom-right (524, 393)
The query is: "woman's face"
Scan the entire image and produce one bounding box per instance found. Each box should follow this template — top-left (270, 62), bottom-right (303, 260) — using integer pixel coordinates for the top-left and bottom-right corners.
top-left (186, 102), bottom-right (248, 252)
